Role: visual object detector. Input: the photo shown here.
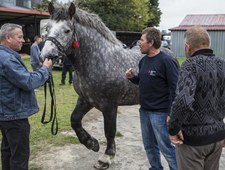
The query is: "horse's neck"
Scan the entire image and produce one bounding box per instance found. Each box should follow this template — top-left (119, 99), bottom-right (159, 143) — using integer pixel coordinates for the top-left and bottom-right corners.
top-left (71, 24), bottom-right (141, 73)
top-left (74, 24), bottom-right (118, 58)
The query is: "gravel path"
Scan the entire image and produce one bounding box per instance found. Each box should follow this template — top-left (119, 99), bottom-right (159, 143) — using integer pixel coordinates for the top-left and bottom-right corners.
top-left (31, 105), bottom-right (225, 170)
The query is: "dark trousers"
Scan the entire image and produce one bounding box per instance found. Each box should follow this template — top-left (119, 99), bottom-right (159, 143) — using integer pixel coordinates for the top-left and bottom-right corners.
top-left (0, 119), bottom-right (30, 170)
top-left (61, 65), bottom-right (73, 84)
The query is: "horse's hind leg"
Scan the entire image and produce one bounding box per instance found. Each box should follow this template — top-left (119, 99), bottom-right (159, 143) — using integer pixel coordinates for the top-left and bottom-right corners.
top-left (94, 105), bottom-right (117, 170)
top-left (71, 97), bottom-right (99, 152)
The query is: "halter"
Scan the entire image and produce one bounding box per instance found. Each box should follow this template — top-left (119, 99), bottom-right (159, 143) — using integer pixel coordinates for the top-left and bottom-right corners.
top-left (46, 26), bottom-right (79, 58)
top-left (46, 35), bottom-right (74, 57)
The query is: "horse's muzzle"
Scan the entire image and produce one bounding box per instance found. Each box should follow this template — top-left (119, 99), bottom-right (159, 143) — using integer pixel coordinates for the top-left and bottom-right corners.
top-left (47, 55), bottom-right (59, 60)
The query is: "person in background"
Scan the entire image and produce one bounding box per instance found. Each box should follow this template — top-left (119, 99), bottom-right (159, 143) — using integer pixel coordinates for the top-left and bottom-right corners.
top-left (30, 35), bottom-right (42, 71)
top-left (25, 37), bottom-right (30, 43)
top-left (161, 35), bottom-right (169, 49)
top-left (169, 26), bottom-right (225, 170)
top-left (38, 34), bottom-right (47, 51)
top-left (125, 27), bottom-right (179, 170)
top-left (0, 23), bottom-right (52, 170)
top-left (60, 56), bottom-right (73, 85)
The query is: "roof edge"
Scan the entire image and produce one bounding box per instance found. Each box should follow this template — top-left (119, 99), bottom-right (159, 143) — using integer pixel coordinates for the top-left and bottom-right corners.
top-left (169, 25), bottom-right (225, 31)
top-left (0, 7), bottom-right (49, 16)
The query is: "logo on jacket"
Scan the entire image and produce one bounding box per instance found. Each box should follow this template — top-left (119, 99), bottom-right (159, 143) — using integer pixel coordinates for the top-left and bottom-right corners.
top-left (149, 70), bottom-right (156, 76)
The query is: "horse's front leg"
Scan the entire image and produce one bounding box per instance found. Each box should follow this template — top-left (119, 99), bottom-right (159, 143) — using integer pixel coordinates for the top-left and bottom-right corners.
top-left (94, 104), bottom-right (117, 170)
top-left (71, 97), bottom-right (99, 152)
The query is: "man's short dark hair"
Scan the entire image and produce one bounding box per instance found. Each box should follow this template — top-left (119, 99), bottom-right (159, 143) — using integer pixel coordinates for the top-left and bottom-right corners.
top-left (34, 35), bottom-right (40, 41)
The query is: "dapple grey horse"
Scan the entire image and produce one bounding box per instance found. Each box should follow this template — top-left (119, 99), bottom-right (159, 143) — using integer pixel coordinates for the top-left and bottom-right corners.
top-left (40, 2), bottom-right (176, 169)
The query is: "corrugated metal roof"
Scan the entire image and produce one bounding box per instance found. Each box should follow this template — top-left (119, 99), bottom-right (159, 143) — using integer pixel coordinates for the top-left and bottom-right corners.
top-left (170, 14), bottom-right (225, 31)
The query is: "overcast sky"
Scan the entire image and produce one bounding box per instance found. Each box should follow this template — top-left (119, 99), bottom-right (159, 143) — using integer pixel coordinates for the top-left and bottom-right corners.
top-left (158, 0), bottom-right (225, 31)
top-left (58, 0), bottom-right (225, 31)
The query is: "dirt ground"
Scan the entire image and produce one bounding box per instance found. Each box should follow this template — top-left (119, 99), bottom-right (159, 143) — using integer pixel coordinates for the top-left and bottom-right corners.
top-left (31, 105), bottom-right (225, 170)
top-left (31, 105), bottom-right (170, 170)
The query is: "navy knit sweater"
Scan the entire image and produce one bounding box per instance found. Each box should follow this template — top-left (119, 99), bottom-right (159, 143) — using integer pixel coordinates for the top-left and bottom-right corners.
top-left (130, 51), bottom-right (179, 112)
top-left (169, 49), bottom-right (225, 146)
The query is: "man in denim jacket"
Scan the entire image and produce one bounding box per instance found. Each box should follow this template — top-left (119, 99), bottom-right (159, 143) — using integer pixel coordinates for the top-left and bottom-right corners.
top-left (0, 23), bottom-right (52, 170)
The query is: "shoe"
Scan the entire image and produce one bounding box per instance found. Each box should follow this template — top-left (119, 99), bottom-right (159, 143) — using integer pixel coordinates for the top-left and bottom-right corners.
top-left (59, 83), bottom-right (65, 85)
top-left (34, 89), bottom-right (39, 92)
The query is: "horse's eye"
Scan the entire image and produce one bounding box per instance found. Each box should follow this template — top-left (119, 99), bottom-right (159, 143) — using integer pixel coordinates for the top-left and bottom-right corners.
top-left (45, 26), bottom-right (50, 33)
top-left (65, 29), bottom-right (70, 34)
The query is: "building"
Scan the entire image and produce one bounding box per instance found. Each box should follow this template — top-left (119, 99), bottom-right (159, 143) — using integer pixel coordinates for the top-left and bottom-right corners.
top-left (0, 0), bottom-right (50, 53)
top-left (0, 0), bottom-right (50, 38)
top-left (0, 0), bottom-right (44, 11)
top-left (170, 14), bottom-right (225, 58)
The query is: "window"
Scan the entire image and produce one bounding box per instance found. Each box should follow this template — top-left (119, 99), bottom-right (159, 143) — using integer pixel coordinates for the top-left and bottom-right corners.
top-left (16, 0), bottom-right (31, 8)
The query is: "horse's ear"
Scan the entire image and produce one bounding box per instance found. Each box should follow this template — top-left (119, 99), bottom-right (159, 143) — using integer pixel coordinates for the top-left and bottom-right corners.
top-left (48, 2), bottom-right (55, 15)
top-left (68, 3), bottom-right (76, 19)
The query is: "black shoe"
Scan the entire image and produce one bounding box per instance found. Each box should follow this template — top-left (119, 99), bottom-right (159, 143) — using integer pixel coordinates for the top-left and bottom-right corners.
top-left (59, 83), bottom-right (65, 85)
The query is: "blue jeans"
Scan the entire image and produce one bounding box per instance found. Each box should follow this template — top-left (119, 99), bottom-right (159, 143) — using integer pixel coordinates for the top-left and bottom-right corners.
top-left (140, 109), bottom-right (177, 170)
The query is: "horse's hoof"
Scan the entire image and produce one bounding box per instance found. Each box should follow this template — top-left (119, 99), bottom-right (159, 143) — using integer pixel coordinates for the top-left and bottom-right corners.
top-left (93, 160), bottom-right (109, 170)
top-left (86, 137), bottom-right (99, 152)
top-left (105, 149), bottom-right (116, 157)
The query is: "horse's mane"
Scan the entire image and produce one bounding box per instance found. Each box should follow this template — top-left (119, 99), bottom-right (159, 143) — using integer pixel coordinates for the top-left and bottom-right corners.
top-left (50, 3), bottom-right (122, 46)
top-left (75, 8), bottom-right (122, 46)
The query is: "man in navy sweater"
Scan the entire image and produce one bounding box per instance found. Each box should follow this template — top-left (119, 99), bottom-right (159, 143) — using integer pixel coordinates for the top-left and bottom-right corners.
top-left (126, 27), bottom-right (179, 170)
top-left (169, 26), bottom-right (225, 170)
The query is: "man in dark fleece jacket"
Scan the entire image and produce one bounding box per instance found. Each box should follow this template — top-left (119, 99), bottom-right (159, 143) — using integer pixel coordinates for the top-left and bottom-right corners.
top-left (126, 27), bottom-right (179, 170)
top-left (169, 26), bottom-right (225, 170)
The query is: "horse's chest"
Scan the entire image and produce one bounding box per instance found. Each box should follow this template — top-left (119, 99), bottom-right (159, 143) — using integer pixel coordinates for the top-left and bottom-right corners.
top-left (74, 73), bottom-right (103, 94)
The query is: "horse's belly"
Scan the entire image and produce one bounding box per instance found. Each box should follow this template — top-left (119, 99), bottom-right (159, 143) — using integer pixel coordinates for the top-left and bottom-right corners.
top-left (74, 78), bottom-right (139, 106)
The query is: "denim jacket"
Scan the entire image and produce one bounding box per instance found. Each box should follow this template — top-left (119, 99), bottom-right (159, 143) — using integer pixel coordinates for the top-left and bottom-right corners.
top-left (0, 45), bottom-right (50, 121)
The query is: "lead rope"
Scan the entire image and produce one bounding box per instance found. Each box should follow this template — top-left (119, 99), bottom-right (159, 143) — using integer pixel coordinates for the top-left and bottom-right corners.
top-left (41, 73), bottom-right (58, 135)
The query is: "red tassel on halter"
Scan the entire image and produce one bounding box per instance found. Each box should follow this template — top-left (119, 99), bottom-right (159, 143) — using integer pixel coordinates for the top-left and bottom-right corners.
top-left (72, 40), bottom-right (79, 48)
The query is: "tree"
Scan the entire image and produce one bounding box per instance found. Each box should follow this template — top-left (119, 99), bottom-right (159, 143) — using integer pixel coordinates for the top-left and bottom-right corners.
top-left (36, 0), bottom-right (162, 31)
top-left (129, 0), bottom-right (150, 31)
top-left (76, 0), bottom-right (160, 31)
top-left (36, 0), bottom-right (57, 12)
top-left (147, 0), bottom-right (162, 27)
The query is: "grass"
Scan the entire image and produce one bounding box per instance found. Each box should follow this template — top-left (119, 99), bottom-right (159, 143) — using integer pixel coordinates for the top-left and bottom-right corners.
top-left (116, 131), bottom-right (123, 137)
top-left (177, 57), bottom-right (186, 65)
top-left (0, 57), bottom-right (79, 169)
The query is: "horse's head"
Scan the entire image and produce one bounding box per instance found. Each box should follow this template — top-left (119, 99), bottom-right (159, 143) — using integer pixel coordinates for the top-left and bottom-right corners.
top-left (41, 2), bottom-right (78, 60)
